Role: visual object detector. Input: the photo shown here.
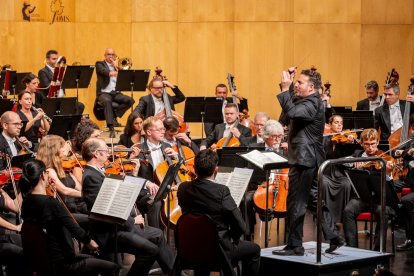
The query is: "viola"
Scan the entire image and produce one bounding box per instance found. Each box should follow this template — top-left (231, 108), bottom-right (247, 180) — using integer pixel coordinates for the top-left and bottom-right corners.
top-left (0, 167), bottom-right (22, 185)
top-left (331, 129), bottom-right (359, 144)
top-left (62, 155), bottom-right (86, 171)
top-left (253, 168), bottom-right (289, 220)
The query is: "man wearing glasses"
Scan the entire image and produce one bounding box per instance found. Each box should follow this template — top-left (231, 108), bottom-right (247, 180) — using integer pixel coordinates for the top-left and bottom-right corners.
top-left (95, 48), bottom-right (135, 137)
top-left (0, 111), bottom-right (32, 170)
top-left (133, 76), bottom-right (185, 120)
top-left (240, 112), bottom-right (270, 146)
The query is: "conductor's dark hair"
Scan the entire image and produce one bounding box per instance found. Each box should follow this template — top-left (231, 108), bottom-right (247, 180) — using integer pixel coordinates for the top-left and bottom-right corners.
top-left (20, 159), bottom-right (46, 196)
top-left (46, 50), bottom-right (58, 58)
top-left (301, 69), bottom-right (322, 91)
top-left (194, 149), bottom-right (218, 179)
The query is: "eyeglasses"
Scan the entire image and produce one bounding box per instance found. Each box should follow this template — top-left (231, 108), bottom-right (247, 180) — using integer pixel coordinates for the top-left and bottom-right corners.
top-left (106, 53), bottom-right (115, 56)
top-left (96, 148), bottom-right (111, 154)
top-left (151, 86), bottom-right (164, 90)
top-left (6, 122), bottom-right (23, 127)
top-left (150, 127), bottom-right (166, 132)
top-left (269, 134), bottom-right (283, 139)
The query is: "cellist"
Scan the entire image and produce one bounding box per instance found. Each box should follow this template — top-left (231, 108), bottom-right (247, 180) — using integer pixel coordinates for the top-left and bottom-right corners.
top-left (163, 116), bottom-right (199, 154)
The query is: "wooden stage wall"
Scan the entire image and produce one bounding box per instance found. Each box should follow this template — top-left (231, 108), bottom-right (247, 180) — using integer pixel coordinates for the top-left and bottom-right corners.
top-left (1, 0), bottom-right (413, 136)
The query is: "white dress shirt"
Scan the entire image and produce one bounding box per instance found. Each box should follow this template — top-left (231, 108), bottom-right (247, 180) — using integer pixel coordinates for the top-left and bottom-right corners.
top-left (369, 97), bottom-right (381, 111)
top-left (101, 61), bottom-right (117, 93)
top-left (151, 94), bottom-right (165, 115)
top-left (2, 132), bottom-right (18, 156)
top-left (389, 101), bottom-right (403, 133)
top-left (147, 140), bottom-right (164, 170)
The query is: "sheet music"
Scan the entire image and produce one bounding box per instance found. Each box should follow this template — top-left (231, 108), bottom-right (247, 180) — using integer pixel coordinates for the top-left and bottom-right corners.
top-left (91, 177), bottom-right (120, 215)
top-left (214, 172), bottom-right (231, 186)
top-left (226, 168), bottom-right (253, 206)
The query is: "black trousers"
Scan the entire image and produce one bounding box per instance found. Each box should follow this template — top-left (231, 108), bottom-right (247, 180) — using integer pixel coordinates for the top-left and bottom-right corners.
top-left (286, 165), bottom-right (339, 247)
top-left (55, 254), bottom-right (119, 276)
top-left (98, 92), bottom-right (134, 126)
top-left (401, 192), bottom-right (414, 240)
top-left (240, 190), bottom-right (256, 237)
top-left (0, 234), bottom-right (25, 276)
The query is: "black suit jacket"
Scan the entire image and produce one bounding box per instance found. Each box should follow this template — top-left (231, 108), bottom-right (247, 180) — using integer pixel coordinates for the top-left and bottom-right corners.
top-left (95, 61), bottom-right (113, 95)
top-left (177, 178), bottom-right (246, 250)
top-left (0, 134), bottom-right (22, 170)
top-left (201, 123), bottom-right (252, 148)
top-left (240, 135), bottom-right (260, 147)
top-left (133, 87), bottom-right (186, 119)
top-left (356, 96), bottom-right (383, 111)
top-left (38, 65), bottom-right (53, 98)
top-left (277, 90), bottom-right (325, 167)
top-left (374, 100), bottom-right (414, 141)
top-left (204, 97), bottom-right (249, 136)
top-left (136, 141), bottom-right (172, 182)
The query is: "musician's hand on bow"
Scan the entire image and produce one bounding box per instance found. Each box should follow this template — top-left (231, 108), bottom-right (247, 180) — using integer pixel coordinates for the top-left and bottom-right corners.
top-left (386, 161), bottom-right (394, 175)
top-left (407, 95), bottom-right (414, 103)
top-left (164, 147), bottom-right (178, 158)
top-left (134, 214), bottom-right (145, 226)
top-left (87, 239), bottom-right (99, 250)
top-left (175, 133), bottom-right (192, 145)
top-left (145, 181), bottom-right (159, 196)
top-left (230, 128), bottom-right (241, 139)
top-left (18, 136), bottom-right (31, 147)
top-left (280, 70), bottom-right (293, 92)
top-left (129, 147), bottom-right (141, 159)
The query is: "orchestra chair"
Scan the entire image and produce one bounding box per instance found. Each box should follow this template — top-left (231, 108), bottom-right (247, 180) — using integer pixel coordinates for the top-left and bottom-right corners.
top-left (92, 98), bottom-right (119, 124)
top-left (173, 213), bottom-right (240, 276)
top-left (21, 220), bottom-right (54, 276)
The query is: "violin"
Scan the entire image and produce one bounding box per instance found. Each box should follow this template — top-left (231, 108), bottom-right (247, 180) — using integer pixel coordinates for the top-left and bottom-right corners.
top-left (331, 129), bottom-right (360, 144)
top-left (0, 167), bottom-right (22, 185)
top-left (62, 155), bottom-right (86, 171)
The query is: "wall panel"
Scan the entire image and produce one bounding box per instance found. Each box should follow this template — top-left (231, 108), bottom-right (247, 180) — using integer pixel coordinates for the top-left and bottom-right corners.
top-left (76, 0), bottom-right (132, 22)
top-left (234, 0), bottom-right (293, 22)
top-left (178, 0), bottom-right (234, 22)
top-left (132, 0), bottom-right (177, 22)
top-left (362, 0), bottom-right (413, 24)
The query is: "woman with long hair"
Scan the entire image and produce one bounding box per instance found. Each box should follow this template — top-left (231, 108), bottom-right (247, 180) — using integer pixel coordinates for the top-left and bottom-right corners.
top-left (120, 112), bottom-right (145, 148)
top-left (20, 159), bottom-right (118, 275)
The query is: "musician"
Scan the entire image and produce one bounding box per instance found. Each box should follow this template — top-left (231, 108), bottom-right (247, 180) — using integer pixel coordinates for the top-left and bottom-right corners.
top-left (163, 116), bottom-right (199, 154)
top-left (342, 128), bottom-right (396, 250)
top-left (240, 112), bottom-right (270, 146)
top-left (273, 68), bottom-right (343, 256)
top-left (133, 76), bottom-right (185, 120)
top-left (119, 112), bottom-right (145, 148)
top-left (21, 73), bottom-right (43, 108)
top-left (324, 115), bottom-right (358, 159)
top-left (136, 116), bottom-right (178, 228)
top-left (200, 103), bottom-right (252, 150)
top-left (356, 80), bottom-right (381, 111)
top-left (38, 49), bottom-right (85, 115)
top-left (81, 138), bottom-right (174, 275)
top-left (205, 83), bottom-right (249, 136)
top-left (16, 90), bottom-right (50, 150)
top-left (20, 159), bottom-right (119, 275)
top-left (178, 149), bottom-right (260, 276)
top-left (0, 111), bottom-right (32, 170)
top-left (374, 82), bottom-right (414, 141)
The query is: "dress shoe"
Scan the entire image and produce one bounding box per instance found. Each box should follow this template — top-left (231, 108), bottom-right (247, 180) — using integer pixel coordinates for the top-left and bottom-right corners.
top-left (325, 236), bottom-right (345, 253)
top-left (272, 246), bottom-right (305, 256)
top-left (397, 240), bottom-right (414, 251)
top-left (113, 118), bottom-right (122, 127)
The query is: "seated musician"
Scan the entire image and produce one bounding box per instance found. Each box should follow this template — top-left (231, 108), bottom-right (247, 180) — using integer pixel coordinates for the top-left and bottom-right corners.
top-left (119, 112), bottom-right (145, 148)
top-left (81, 138), bottom-right (174, 275)
top-left (0, 111), bottom-right (32, 170)
top-left (20, 159), bottom-right (119, 275)
top-left (38, 49), bottom-right (85, 115)
top-left (356, 80), bottom-right (381, 111)
top-left (374, 82), bottom-right (414, 141)
top-left (342, 128), bottom-right (396, 250)
top-left (16, 91), bottom-right (50, 150)
top-left (163, 116), bottom-right (199, 154)
top-left (324, 114), bottom-right (358, 159)
top-left (205, 83), bottom-right (249, 136)
top-left (240, 112), bottom-right (270, 146)
top-left (177, 149), bottom-right (261, 276)
top-left (200, 103), bottom-right (252, 150)
top-left (136, 116), bottom-right (179, 228)
top-left (133, 76), bottom-right (185, 120)
top-left (0, 187), bottom-right (24, 275)
top-left (21, 73), bottom-right (43, 108)
top-left (95, 48), bottom-right (135, 137)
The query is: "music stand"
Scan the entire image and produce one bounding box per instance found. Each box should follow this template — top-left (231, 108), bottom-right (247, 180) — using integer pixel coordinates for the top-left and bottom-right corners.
top-left (0, 99), bottom-right (15, 117)
top-left (0, 70), bottom-right (17, 98)
top-left (147, 161), bottom-right (181, 244)
top-left (115, 69), bottom-right (151, 111)
top-left (48, 114), bottom-right (82, 140)
top-left (61, 65), bottom-right (95, 105)
top-left (41, 97), bottom-right (77, 118)
top-left (184, 97), bottom-right (225, 139)
top-left (353, 110), bottom-right (374, 129)
top-left (11, 153), bottom-right (34, 167)
top-left (15, 72), bottom-right (30, 94)
top-left (334, 106), bottom-right (353, 129)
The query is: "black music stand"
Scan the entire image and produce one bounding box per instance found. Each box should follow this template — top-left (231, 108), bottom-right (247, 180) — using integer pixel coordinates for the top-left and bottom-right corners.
top-left (15, 72), bottom-right (31, 94)
top-left (334, 106), bottom-right (353, 129)
top-left (147, 161), bottom-right (181, 244)
top-left (184, 97), bottom-right (225, 139)
top-left (41, 97), bottom-right (77, 118)
top-left (0, 99), bottom-right (15, 117)
top-left (11, 153), bottom-right (34, 167)
top-left (61, 65), bottom-right (95, 105)
top-left (353, 110), bottom-right (374, 129)
top-left (115, 69), bottom-right (151, 111)
top-left (0, 70), bottom-right (17, 98)
top-left (48, 114), bottom-right (82, 140)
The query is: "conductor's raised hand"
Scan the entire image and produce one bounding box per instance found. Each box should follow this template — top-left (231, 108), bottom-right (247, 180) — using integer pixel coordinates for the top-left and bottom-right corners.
top-left (280, 70), bottom-right (293, 92)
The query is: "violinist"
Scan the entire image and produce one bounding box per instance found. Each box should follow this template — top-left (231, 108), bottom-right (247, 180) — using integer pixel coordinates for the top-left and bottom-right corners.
top-left (200, 103), bottom-right (252, 150)
top-left (374, 82), bottom-right (414, 141)
top-left (133, 76), bottom-right (186, 120)
top-left (119, 112), bottom-right (145, 148)
top-left (204, 83), bottom-right (249, 136)
top-left (38, 49), bottom-right (85, 114)
top-left (81, 138), bottom-right (174, 275)
top-left (16, 90), bottom-right (50, 149)
top-left (163, 116), bottom-right (199, 153)
top-left (21, 73), bottom-right (43, 108)
top-left (240, 112), bottom-right (270, 146)
top-left (20, 159), bottom-right (119, 275)
top-left (342, 128), bottom-right (396, 251)
top-left (0, 111), bottom-right (33, 170)
top-left (356, 80), bottom-right (381, 111)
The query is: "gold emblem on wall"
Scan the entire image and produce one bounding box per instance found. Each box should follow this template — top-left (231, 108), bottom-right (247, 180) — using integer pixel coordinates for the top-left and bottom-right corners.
top-left (21, 0), bottom-right (45, 22)
top-left (50, 0), bottom-right (70, 24)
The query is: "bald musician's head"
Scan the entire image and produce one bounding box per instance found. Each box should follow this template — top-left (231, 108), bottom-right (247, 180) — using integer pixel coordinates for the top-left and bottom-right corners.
top-left (0, 111), bottom-right (22, 138)
top-left (104, 48), bottom-right (116, 63)
top-left (82, 138), bottom-right (108, 165)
